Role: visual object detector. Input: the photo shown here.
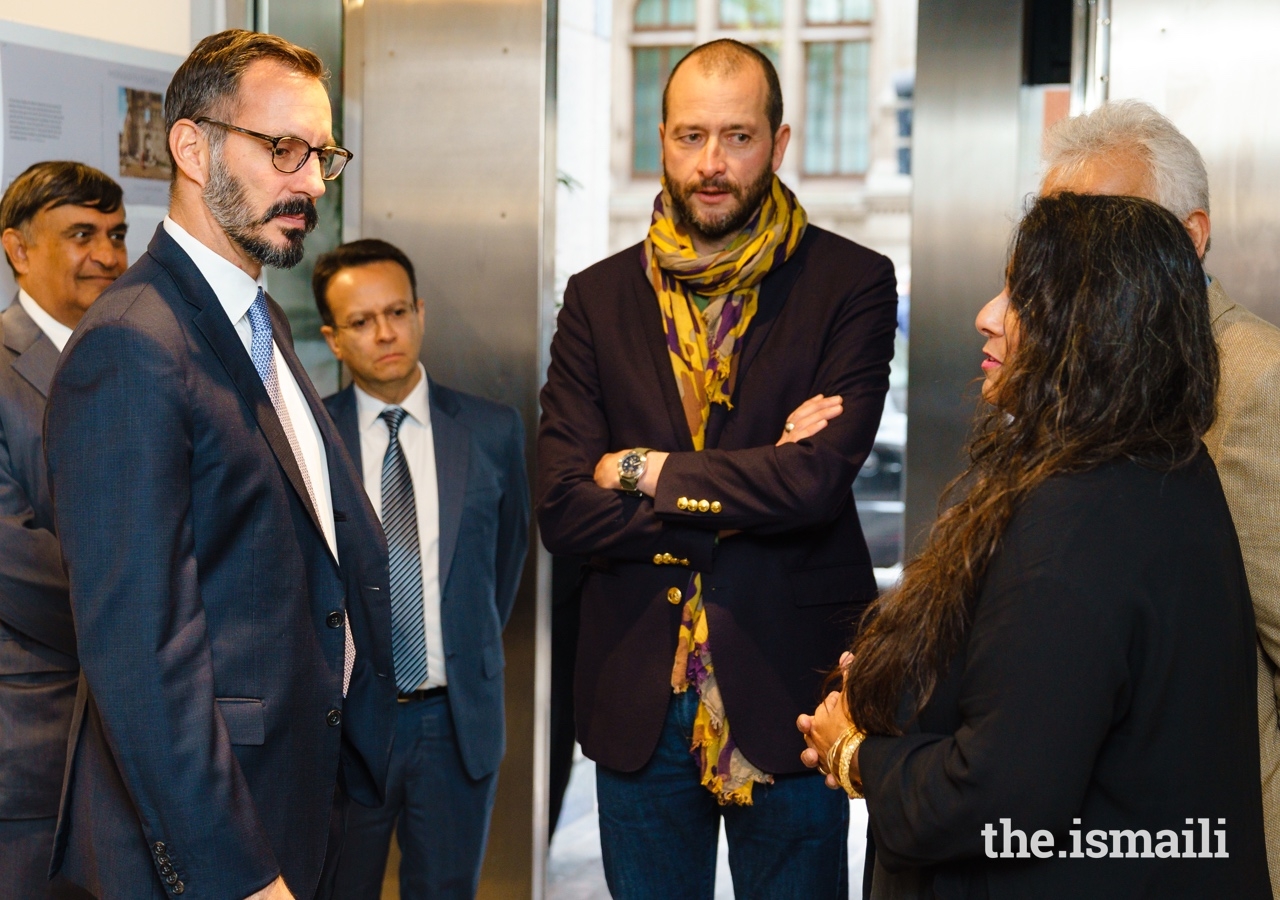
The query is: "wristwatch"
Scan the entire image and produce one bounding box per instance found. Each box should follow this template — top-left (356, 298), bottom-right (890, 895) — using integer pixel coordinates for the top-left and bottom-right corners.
top-left (618, 448), bottom-right (651, 493)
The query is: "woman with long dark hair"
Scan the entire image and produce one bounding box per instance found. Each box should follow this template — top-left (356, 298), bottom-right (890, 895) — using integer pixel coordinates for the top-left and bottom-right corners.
top-left (799, 193), bottom-right (1271, 898)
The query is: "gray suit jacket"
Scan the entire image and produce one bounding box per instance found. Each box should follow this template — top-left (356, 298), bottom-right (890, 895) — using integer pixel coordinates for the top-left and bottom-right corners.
top-left (1202, 277), bottom-right (1280, 895)
top-left (324, 379), bottom-right (529, 780)
top-left (0, 300), bottom-right (78, 820)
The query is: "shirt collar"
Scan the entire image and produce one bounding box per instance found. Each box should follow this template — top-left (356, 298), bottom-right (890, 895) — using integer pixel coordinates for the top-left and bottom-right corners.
top-left (354, 363), bottom-right (431, 433)
top-left (163, 216), bottom-right (265, 326)
top-left (16, 289), bottom-right (73, 352)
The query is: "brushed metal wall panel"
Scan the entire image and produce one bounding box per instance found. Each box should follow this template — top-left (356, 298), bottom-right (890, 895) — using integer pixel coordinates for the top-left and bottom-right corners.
top-left (1107, 0), bottom-right (1280, 326)
top-left (904, 0), bottom-right (1026, 553)
top-left (347, 0), bottom-right (554, 895)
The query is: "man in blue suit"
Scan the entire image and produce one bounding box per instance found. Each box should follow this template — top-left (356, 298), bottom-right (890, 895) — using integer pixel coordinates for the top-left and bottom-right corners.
top-left (44, 31), bottom-right (395, 900)
top-left (314, 239), bottom-right (529, 899)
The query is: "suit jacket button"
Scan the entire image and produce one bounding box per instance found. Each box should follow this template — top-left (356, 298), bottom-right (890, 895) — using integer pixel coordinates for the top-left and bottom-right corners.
top-left (165, 872), bottom-right (179, 885)
top-left (667, 587), bottom-right (682, 605)
top-left (172, 882), bottom-right (185, 894)
top-left (677, 497), bottom-right (689, 510)
top-left (697, 499), bottom-right (710, 513)
top-left (326, 708), bottom-right (342, 727)
top-left (710, 501), bottom-right (722, 513)
top-left (653, 554), bottom-right (663, 565)
top-left (153, 842), bottom-right (167, 854)
top-left (326, 611), bottom-right (343, 628)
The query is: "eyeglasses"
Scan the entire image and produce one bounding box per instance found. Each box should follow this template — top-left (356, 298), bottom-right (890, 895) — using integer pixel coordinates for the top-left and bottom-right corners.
top-left (195, 117), bottom-right (353, 180)
top-left (335, 302), bottom-right (419, 336)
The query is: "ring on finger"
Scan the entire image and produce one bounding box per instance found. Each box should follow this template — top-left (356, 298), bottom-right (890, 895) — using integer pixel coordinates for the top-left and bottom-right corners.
top-left (785, 421), bottom-right (796, 433)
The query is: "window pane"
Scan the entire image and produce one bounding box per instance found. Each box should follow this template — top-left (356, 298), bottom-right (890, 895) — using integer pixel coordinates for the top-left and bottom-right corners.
top-left (719, 0), bottom-right (782, 28)
top-left (668, 0), bottom-right (695, 26)
top-left (754, 42), bottom-right (781, 69)
top-left (635, 0), bottom-right (665, 28)
top-left (806, 0), bottom-right (873, 24)
top-left (804, 42), bottom-right (837, 175)
top-left (838, 41), bottom-right (870, 174)
top-left (632, 46), bottom-right (691, 175)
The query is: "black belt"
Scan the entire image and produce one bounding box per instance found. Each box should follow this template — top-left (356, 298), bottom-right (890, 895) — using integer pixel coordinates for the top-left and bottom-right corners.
top-left (397, 686), bottom-right (447, 703)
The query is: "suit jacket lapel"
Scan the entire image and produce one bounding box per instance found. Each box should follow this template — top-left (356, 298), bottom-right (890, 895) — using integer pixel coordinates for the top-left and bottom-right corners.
top-left (429, 379), bottom-right (469, 594)
top-left (735, 229), bottom-right (811, 386)
top-left (329, 385), bottom-right (363, 475)
top-left (2, 303), bottom-right (59, 398)
top-left (633, 252), bottom-right (696, 451)
top-left (147, 225), bottom-right (325, 539)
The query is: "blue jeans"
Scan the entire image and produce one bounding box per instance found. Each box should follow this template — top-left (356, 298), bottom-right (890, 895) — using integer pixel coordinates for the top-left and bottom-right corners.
top-left (331, 693), bottom-right (498, 899)
top-left (597, 689), bottom-right (849, 900)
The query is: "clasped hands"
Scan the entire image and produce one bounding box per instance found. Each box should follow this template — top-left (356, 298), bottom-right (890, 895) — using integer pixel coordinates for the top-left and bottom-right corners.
top-left (591, 393), bottom-right (844, 494)
top-left (797, 651), bottom-right (862, 792)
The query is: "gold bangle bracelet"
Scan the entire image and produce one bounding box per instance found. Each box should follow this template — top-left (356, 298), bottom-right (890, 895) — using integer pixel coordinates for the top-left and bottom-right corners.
top-left (824, 730), bottom-right (849, 776)
top-left (836, 728), bottom-right (866, 799)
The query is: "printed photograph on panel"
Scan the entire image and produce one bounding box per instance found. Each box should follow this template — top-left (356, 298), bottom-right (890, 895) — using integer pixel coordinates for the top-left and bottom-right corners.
top-left (118, 87), bottom-right (170, 180)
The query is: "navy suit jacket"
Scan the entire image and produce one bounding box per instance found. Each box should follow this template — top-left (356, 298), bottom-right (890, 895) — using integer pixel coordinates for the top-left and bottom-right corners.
top-left (0, 301), bottom-right (78, 820)
top-left (324, 378), bottom-right (529, 780)
top-left (44, 225), bottom-right (397, 900)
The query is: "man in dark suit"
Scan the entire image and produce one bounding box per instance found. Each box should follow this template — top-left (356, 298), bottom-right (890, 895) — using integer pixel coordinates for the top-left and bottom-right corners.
top-left (537, 39), bottom-right (897, 896)
top-left (0, 161), bottom-right (126, 900)
top-left (43, 31), bottom-right (395, 900)
top-left (313, 239), bottom-right (529, 899)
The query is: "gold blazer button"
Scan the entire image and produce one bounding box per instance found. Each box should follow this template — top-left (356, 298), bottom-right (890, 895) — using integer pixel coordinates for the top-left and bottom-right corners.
top-left (667, 587), bottom-right (683, 604)
top-left (710, 501), bottom-right (722, 514)
top-left (677, 497), bottom-right (689, 510)
top-left (698, 499), bottom-right (711, 513)
top-left (653, 554), bottom-right (664, 565)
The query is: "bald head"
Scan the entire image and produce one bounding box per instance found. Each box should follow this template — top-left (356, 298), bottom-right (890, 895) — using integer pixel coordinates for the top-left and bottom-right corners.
top-left (663, 39), bottom-right (782, 135)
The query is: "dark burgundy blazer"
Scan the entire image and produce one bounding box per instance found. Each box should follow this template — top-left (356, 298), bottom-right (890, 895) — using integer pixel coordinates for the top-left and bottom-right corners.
top-left (537, 225), bottom-right (897, 774)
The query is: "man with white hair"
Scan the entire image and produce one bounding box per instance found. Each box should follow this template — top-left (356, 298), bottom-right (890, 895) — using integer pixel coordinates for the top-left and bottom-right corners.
top-left (1042, 98), bottom-right (1280, 893)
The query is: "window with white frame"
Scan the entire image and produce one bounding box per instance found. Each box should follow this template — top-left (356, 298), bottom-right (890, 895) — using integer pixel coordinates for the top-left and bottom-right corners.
top-left (628, 0), bottom-right (874, 177)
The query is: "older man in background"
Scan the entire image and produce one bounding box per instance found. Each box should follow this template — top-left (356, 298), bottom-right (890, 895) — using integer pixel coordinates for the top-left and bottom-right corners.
top-left (0, 160), bottom-right (126, 900)
top-left (1042, 99), bottom-right (1280, 894)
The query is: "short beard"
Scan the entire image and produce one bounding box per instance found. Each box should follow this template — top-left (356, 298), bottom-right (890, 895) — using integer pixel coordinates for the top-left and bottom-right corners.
top-left (667, 161), bottom-right (775, 245)
top-left (204, 150), bottom-right (318, 270)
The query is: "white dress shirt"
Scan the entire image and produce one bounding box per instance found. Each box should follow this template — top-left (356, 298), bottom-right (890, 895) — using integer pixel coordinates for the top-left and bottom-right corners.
top-left (17, 289), bottom-right (73, 352)
top-left (354, 365), bottom-right (445, 689)
top-left (162, 216), bottom-right (338, 559)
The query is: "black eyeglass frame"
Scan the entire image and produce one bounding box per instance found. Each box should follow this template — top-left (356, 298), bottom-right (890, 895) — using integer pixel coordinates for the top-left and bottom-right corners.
top-left (194, 117), bottom-right (353, 180)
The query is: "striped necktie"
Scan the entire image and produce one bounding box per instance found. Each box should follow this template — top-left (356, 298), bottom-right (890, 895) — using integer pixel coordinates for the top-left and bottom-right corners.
top-left (380, 406), bottom-right (428, 693)
top-left (247, 288), bottom-right (355, 696)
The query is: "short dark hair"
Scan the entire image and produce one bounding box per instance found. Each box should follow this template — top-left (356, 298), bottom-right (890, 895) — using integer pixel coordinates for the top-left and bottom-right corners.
top-left (0, 160), bottom-right (124, 275)
top-left (164, 29), bottom-right (327, 176)
top-left (312, 238), bottom-right (418, 327)
top-left (662, 39), bottom-right (783, 135)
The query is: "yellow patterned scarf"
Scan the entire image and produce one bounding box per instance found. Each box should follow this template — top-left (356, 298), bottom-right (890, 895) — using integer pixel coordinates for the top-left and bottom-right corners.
top-left (643, 175), bottom-right (807, 804)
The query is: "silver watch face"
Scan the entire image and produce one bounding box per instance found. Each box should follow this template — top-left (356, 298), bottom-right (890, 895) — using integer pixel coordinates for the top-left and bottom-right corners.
top-left (619, 451), bottom-right (645, 479)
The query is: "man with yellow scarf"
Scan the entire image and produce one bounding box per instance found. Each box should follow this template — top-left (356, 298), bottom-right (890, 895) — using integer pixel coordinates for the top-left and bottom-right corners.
top-left (538, 38), bottom-right (897, 898)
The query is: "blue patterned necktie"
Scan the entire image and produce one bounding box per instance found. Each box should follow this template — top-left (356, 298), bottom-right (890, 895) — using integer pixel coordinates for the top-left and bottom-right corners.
top-left (380, 407), bottom-right (428, 693)
top-left (246, 288), bottom-right (355, 696)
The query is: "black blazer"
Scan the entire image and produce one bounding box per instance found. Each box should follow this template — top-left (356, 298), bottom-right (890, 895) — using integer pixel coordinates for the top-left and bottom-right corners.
top-left (0, 301), bottom-right (78, 820)
top-left (324, 379), bottom-right (529, 780)
top-left (537, 226), bottom-right (898, 774)
top-left (859, 454), bottom-right (1271, 898)
top-left (44, 225), bottom-right (397, 900)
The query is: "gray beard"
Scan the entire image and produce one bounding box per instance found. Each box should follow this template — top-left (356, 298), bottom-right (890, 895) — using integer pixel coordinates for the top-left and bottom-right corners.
top-left (203, 155), bottom-right (308, 270)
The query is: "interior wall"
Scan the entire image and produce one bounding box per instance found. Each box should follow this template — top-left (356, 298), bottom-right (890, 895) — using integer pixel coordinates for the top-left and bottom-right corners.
top-left (1106, 0), bottom-right (1280, 326)
top-left (903, 0), bottom-right (1025, 552)
top-left (0, 1), bottom-right (191, 55)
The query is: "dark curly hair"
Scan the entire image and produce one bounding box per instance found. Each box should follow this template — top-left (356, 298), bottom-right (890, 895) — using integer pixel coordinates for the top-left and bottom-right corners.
top-left (843, 192), bottom-right (1218, 735)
